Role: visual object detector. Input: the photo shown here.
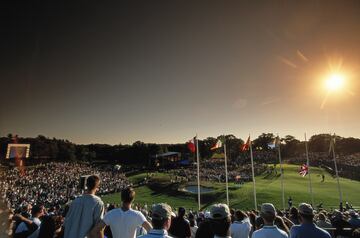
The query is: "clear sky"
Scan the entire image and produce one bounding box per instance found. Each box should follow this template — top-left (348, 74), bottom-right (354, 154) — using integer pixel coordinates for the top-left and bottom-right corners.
top-left (1, 1), bottom-right (360, 145)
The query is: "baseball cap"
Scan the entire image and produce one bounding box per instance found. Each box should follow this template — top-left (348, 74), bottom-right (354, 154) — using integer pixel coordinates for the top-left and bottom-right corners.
top-left (261, 203), bottom-right (276, 215)
top-left (299, 203), bottom-right (314, 216)
top-left (152, 203), bottom-right (172, 220)
top-left (210, 203), bottom-right (231, 220)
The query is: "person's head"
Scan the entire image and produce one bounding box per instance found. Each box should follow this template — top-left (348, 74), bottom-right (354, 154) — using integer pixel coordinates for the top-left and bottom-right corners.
top-left (121, 187), bottom-right (135, 204)
top-left (350, 210), bottom-right (359, 218)
top-left (235, 210), bottom-right (247, 221)
top-left (31, 204), bottom-right (44, 218)
top-left (318, 212), bottom-right (326, 221)
top-left (260, 203), bottom-right (276, 225)
top-left (188, 213), bottom-right (196, 227)
top-left (210, 204), bottom-right (231, 237)
top-left (178, 207), bottom-right (185, 217)
top-left (151, 203), bottom-right (172, 230)
top-left (298, 203), bottom-right (314, 223)
top-left (290, 207), bottom-right (299, 217)
top-left (38, 215), bottom-right (56, 238)
top-left (86, 175), bottom-right (101, 193)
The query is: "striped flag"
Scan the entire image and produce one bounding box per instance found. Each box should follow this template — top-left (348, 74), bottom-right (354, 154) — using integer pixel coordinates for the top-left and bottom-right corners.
top-left (211, 139), bottom-right (223, 150)
top-left (241, 136), bottom-right (250, 151)
top-left (299, 164), bottom-right (309, 177)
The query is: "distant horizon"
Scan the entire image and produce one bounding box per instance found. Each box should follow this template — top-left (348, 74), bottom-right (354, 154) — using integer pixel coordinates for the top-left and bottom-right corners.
top-left (1, 131), bottom-right (357, 146)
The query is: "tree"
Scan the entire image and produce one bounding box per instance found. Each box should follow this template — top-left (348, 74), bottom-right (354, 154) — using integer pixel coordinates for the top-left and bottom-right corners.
top-left (253, 133), bottom-right (275, 150)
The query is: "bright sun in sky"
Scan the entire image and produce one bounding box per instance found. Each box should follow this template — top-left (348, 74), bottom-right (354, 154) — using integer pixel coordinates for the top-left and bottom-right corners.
top-left (325, 73), bottom-right (345, 91)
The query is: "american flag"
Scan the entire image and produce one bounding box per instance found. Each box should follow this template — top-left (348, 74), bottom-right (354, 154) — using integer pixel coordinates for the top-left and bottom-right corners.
top-left (299, 164), bottom-right (308, 177)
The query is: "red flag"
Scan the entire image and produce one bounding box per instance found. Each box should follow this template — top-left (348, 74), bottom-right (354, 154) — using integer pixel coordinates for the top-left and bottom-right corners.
top-left (241, 136), bottom-right (250, 151)
top-left (299, 164), bottom-right (308, 177)
top-left (187, 137), bottom-right (196, 153)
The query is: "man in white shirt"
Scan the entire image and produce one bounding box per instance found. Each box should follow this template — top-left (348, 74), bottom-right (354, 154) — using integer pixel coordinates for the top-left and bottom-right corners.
top-left (64, 175), bottom-right (104, 238)
top-left (251, 203), bottom-right (288, 238)
top-left (230, 210), bottom-right (252, 238)
top-left (139, 203), bottom-right (173, 238)
top-left (90, 187), bottom-right (152, 238)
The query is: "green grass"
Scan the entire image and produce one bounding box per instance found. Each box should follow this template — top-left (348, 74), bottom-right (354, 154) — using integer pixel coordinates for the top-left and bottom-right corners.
top-left (101, 164), bottom-right (360, 211)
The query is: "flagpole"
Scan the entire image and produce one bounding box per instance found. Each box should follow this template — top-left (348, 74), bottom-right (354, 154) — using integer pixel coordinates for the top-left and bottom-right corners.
top-left (224, 142), bottom-right (230, 206)
top-left (249, 136), bottom-right (257, 210)
top-left (277, 136), bottom-right (285, 211)
top-left (304, 133), bottom-right (314, 206)
top-left (196, 136), bottom-right (201, 211)
top-left (331, 134), bottom-right (343, 206)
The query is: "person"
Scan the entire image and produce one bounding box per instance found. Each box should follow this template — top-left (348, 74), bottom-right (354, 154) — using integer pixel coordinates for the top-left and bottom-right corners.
top-left (230, 210), bottom-right (252, 238)
top-left (90, 187), bottom-right (152, 238)
top-left (195, 212), bottom-right (214, 238)
top-left (288, 197), bottom-right (293, 209)
top-left (316, 213), bottom-right (332, 230)
top-left (251, 203), bottom-right (288, 238)
top-left (289, 207), bottom-right (300, 225)
top-left (188, 213), bottom-right (198, 238)
top-left (38, 215), bottom-right (62, 238)
top-left (349, 210), bottom-right (360, 228)
top-left (331, 210), bottom-right (352, 238)
top-left (209, 203), bottom-right (232, 238)
top-left (14, 204), bottom-right (45, 238)
top-left (274, 216), bottom-right (290, 235)
top-left (138, 203), bottom-right (173, 238)
top-left (289, 203), bottom-right (331, 238)
top-left (169, 207), bottom-right (191, 238)
top-left (64, 175), bottom-right (104, 238)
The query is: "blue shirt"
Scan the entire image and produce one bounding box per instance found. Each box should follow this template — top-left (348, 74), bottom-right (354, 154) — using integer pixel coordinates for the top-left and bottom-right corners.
top-left (290, 223), bottom-right (331, 238)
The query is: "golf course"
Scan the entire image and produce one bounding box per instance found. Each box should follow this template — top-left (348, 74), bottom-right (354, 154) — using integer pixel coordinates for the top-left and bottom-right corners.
top-left (102, 164), bottom-right (360, 211)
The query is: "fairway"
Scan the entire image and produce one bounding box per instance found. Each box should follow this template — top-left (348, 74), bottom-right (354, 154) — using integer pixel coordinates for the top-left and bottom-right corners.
top-left (102, 164), bottom-right (360, 211)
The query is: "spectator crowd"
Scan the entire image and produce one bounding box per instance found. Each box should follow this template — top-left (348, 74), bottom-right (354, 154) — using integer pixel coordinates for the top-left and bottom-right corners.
top-left (0, 163), bottom-right (360, 238)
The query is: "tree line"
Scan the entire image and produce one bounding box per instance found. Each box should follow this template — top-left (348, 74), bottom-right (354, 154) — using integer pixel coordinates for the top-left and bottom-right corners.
top-left (1, 133), bottom-right (360, 165)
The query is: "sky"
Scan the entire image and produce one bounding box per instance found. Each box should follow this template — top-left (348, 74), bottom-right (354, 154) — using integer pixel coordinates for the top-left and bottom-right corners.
top-left (1, 1), bottom-right (360, 145)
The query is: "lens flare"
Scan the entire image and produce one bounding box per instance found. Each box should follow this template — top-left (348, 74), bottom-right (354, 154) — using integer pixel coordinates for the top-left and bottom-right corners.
top-left (325, 74), bottom-right (344, 91)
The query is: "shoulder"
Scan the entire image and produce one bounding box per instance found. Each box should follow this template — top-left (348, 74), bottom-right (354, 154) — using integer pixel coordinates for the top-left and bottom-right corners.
top-left (131, 209), bottom-right (145, 217)
top-left (252, 229), bottom-right (261, 238)
top-left (277, 228), bottom-right (288, 237)
top-left (91, 195), bottom-right (104, 204)
top-left (290, 225), bottom-right (301, 232)
top-left (315, 226), bottom-right (331, 238)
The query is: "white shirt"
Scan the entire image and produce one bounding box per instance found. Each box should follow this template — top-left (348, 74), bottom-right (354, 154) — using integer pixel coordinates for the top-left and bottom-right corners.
top-left (230, 219), bottom-right (252, 238)
top-left (103, 208), bottom-right (147, 238)
top-left (252, 225), bottom-right (288, 238)
top-left (139, 229), bottom-right (172, 238)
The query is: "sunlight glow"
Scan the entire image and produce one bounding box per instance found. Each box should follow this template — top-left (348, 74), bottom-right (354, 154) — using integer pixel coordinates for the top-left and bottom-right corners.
top-left (325, 74), bottom-right (345, 92)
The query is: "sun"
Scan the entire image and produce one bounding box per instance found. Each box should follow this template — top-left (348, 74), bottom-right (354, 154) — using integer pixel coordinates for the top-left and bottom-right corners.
top-left (325, 74), bottom-right (345, 92)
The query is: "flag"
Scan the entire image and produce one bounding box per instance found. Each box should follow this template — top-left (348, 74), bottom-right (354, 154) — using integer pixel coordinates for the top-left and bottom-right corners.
top-left (299, 164), bottom-right (308, 177)
top-left (211, 139), bottom-right (223, 150)
top-left (268, 136), bottom-right (281, 149)
top-left (187, 137), bottom-right (196, 153)
top-left (241, 136), bottom-right (250, 151)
